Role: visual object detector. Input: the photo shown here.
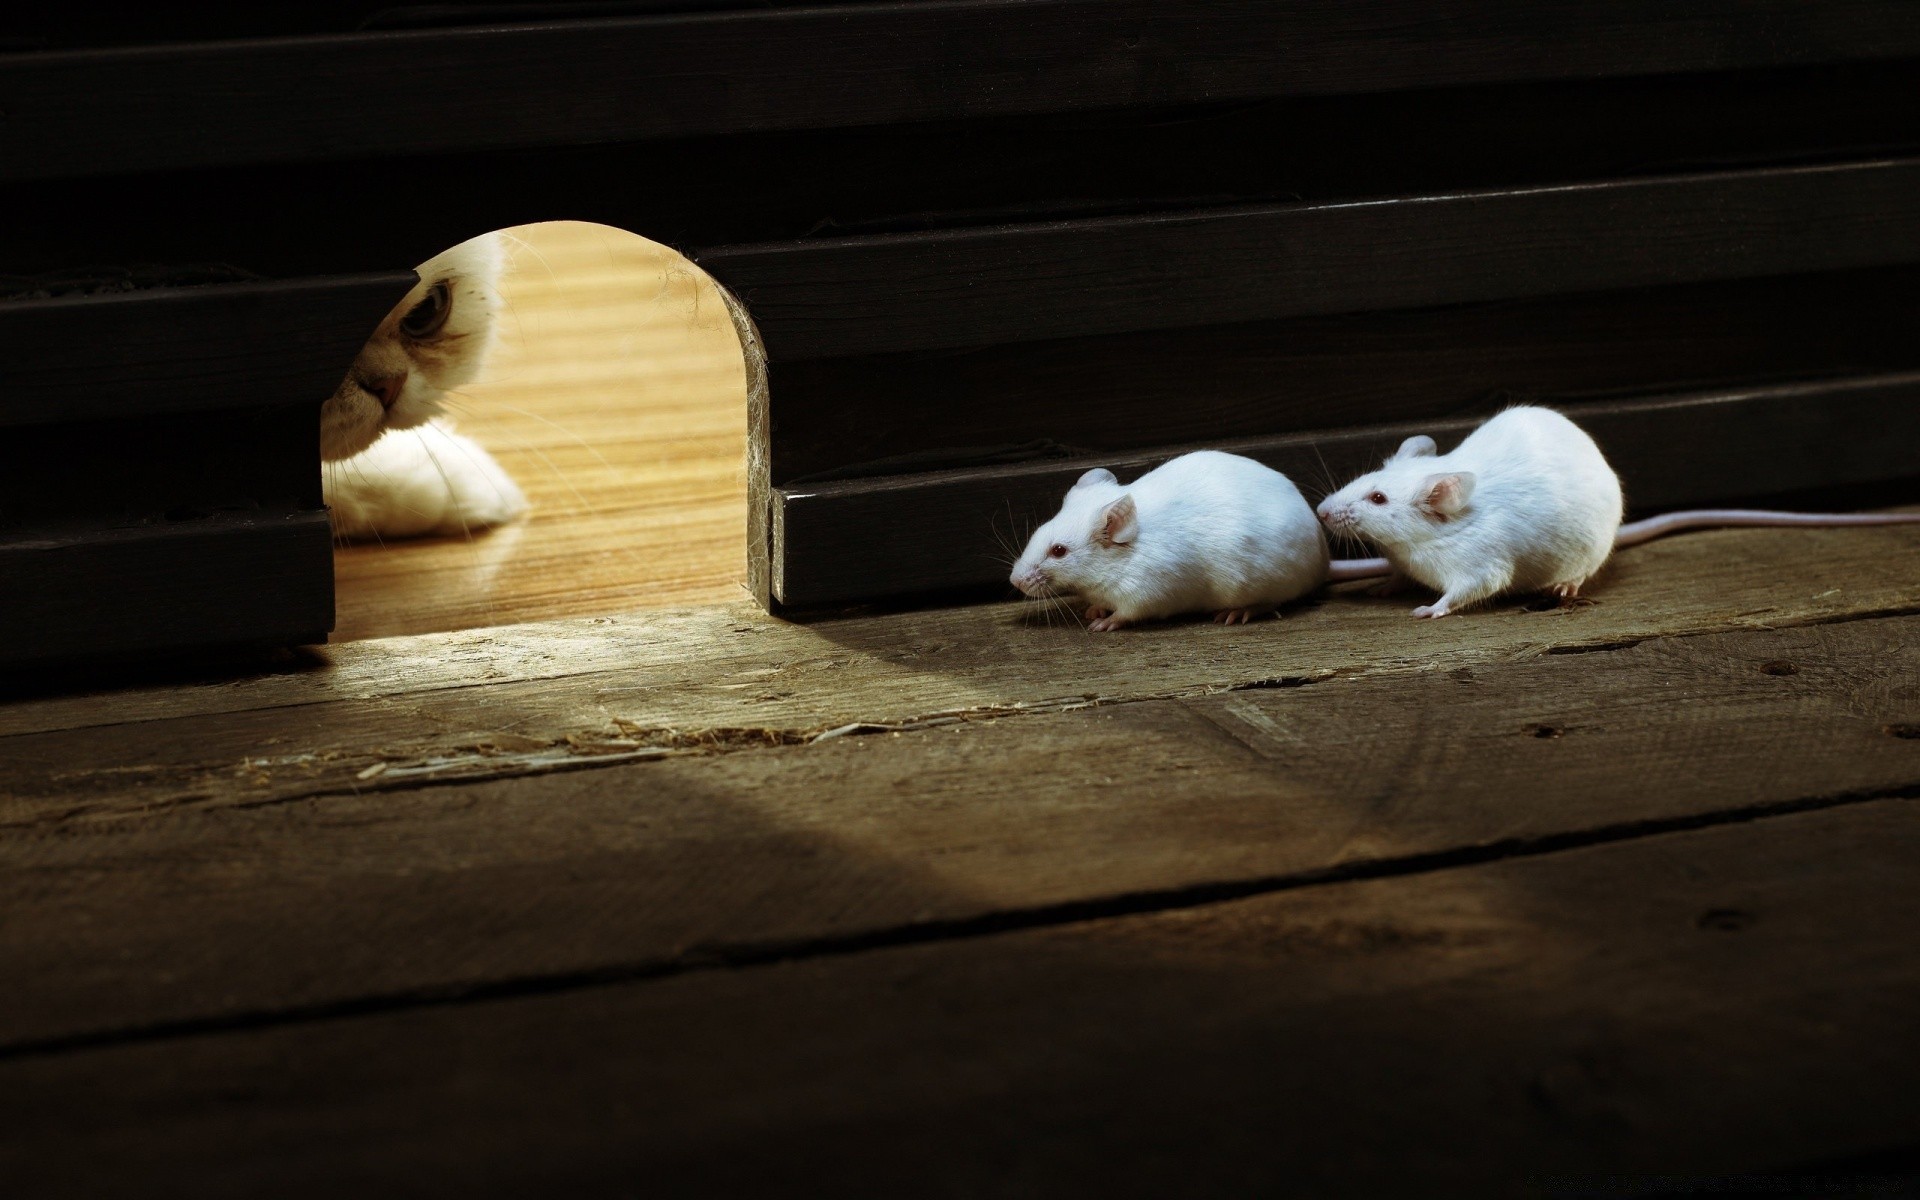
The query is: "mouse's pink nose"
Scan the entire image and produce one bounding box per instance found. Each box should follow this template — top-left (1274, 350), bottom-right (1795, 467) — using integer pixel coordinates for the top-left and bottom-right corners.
top-left (366, 374), bottom-right (407, 411)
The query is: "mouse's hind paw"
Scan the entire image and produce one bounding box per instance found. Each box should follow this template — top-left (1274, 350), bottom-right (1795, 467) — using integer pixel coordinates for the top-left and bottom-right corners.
top-left (1212, 607), bottom-right (1274, 626)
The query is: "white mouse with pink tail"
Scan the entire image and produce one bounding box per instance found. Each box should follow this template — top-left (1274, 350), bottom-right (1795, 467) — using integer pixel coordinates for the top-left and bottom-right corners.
top-left (1316, 406), bottom-right (1622, 618)
top-left (1010, 450), bottom-right (1329, 631)
top-left (1317, 403), bottom-right (1920, 617)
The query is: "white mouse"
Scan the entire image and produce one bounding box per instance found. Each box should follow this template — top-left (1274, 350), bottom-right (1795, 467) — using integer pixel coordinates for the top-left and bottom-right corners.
top-left (1010, 450), bottom-right (1330, 631)
top-left (1315, 406), bottom-right (1623, 618)
top-left (1316, 404), bottom-right (1920, 617)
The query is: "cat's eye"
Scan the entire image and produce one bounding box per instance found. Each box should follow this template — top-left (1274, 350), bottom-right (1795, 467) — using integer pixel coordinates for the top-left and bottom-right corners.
top-left (1048, 543), bottom-right (1068, 558)
top-left (399, 280), bottom-right (453, 339)
top-left (1368, 491), bottom-right (1388, 505)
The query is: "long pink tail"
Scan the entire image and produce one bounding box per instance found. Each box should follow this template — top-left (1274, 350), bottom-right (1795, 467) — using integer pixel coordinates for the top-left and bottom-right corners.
top-left (1614, 508), bottom-right (1920, 548)
top-left (1324, 508), bottom-right (1920, 582)
top-left (1328, 557), bottom-right (1392, 582)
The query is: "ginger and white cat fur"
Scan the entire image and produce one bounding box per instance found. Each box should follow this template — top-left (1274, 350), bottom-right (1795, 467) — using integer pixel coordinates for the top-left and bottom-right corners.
top-left (320, 234), bottom-right (527, 540)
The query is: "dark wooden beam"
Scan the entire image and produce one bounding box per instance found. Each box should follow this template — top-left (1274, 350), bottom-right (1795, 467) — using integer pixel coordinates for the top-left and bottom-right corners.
top-left (0, 274), bottom-right (412, 425)
top-left (0, 511), bottom-right (334, 668)
top-left (706, 157), bottom-right (1920, 361)
top-left (7, 61), bottom-right (1918, 280)
top-left (766, 266), bottom-right (1920, 484)
top-left (8, 1), bottom-right (1920, 181)
top-left (769, 373), bottom-right (1920, 606)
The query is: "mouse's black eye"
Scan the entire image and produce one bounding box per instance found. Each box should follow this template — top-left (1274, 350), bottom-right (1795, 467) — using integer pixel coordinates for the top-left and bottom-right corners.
top-left (1048, 543), bottom-right (1068, 558)
top-left (399, 281), bottom-right (453, 339)
top-left (1367, 491), bottom-right (1388, 505)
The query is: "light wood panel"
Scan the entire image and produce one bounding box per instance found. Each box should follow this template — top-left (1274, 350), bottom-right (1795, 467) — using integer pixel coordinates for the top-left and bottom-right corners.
top-left (330, 221), bottom-right (749, 641)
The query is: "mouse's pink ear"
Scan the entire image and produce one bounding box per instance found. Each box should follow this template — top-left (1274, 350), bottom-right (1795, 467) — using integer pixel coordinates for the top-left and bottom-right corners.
top-left (1097, 494), bottom-right (1138, 547)
top-left (1392, 435), bottom-right (1438, 461)
top-left (1074, 467), bottom-right (1117, 491)
top-left (1417, 471), bottom-right (1475, 517)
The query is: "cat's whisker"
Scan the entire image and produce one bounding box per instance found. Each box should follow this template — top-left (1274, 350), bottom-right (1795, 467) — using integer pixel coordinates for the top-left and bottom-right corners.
top-left (456, 395), bottom-right (616, 474)
top-left (450, 418), bottom-right (597, 519)
top-left (495, 229), bottom-right (562, 288)
top-left (413, 441), bottom-right (475, 546)
top-left (427, 426), bottom-right (530, 515)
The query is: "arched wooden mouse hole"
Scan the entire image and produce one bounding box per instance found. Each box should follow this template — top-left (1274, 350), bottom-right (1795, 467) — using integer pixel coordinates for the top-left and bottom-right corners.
top-left (328, 221), bottom-right (762, 642)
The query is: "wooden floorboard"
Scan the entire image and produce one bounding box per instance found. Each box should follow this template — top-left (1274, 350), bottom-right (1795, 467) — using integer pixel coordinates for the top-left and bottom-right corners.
top-left (3, 502), bottom-right (1914, 1191)
top-left (3, 521), bottom-right (1916, 821)
top-left (328, 220), bottom-right (749, 641)
top-left (0, 614), bottom-right (1912, 1054)
top-left (5, 797), bottom-right (1916, 1196)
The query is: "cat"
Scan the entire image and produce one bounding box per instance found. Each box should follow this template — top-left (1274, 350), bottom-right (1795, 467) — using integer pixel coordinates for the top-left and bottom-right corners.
top-left (320, 233), bottom-right (528, 540)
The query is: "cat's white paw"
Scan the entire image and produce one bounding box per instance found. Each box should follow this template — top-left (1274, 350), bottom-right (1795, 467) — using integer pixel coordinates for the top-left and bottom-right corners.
top-left (325, 420), bottom-right (528, 541)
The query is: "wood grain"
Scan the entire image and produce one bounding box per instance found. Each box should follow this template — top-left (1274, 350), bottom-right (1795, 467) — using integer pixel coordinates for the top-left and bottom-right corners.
top-left (766, 265), bottom-right (1920, 483)
top-left (704, 157), bottom-right (1920, 360)
top-left (5, 517), bottom-right (1918, 823)
top-left (4, 797), bottom-right (1916, 1195)
top-left (0, 614), bottom-right (1914, 1052)
top-left (11, 1), bottom-right (1920, 180)
top-left (329, 221), bottom-right (749, 641)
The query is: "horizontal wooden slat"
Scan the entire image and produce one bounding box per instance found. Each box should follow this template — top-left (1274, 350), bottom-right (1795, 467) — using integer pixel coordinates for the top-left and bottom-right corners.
top-left (0, 1), bottom-right (780, 51)
top-left (0, 511), bottom-right (333, 667)
top-left (770, 373), bottom-right (1920, 606)
top-left (767, 266), bottom-right (1920, 483)
top-left (4, 521), bottom-right (1917, 822)
top-left (0, 274), bottom-right (411, 425)
top-left (0, 613), bottom-right (1914, 1052)
top-left (4, 795), bottom-right (1917, 1193)
top-left (8, 62), bottom-right (1919, 279)
top-left (706, 157), bottom-right (1920, 361)
top-left (6, 2), bottom-right (1920, 181)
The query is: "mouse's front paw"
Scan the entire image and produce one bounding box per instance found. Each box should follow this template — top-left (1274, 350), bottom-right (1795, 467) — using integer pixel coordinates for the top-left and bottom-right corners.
top-left (1087, 614), bottom-right (1132, 632)
top-left (1411, 602), bottom-right (1451, 619)
top-left (1083, 605), bottom-right (1112, 620)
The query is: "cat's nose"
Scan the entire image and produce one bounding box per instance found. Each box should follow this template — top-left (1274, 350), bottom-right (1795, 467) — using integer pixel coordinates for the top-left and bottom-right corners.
top-left (366, 375), bottom-right (406, 410)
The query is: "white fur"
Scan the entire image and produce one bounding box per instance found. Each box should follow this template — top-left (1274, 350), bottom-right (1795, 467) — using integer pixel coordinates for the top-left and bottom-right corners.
top-left (320, 234), bottom-right (505, 463)
top-left (1010, 450), bottom-right (1330, 631)
top-left (319, 232), bottom-right (524, 540)
top-left (325, 419), bottom-right (529, 541)
top-left (1316, 406), bottom-right (1623, 618)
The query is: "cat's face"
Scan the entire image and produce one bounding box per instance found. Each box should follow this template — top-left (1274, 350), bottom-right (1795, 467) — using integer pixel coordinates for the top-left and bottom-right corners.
top-left (320, 234), bottom-right (505, 462)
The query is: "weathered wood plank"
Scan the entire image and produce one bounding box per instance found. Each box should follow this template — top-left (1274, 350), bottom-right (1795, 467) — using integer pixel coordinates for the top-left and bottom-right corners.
top-left (704, 158), bottom-right (1920, 360)
top-left (766, 266), bottom-right (1920, 484)
top-left (2, 519), bottom-right (1915, 817)
top-left (4, 798), bottom-right (1916, 1195)
top-left (773, 375), bottom-right (1920, 604)
top-left (0, 615), bottom-right (1913, 1051)
top-left (10, 1), bottom-right (1920, 180)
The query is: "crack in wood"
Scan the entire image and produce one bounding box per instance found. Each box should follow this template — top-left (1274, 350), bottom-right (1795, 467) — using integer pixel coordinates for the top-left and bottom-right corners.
top-left (4, 783), bottom-right (1911, 1065)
